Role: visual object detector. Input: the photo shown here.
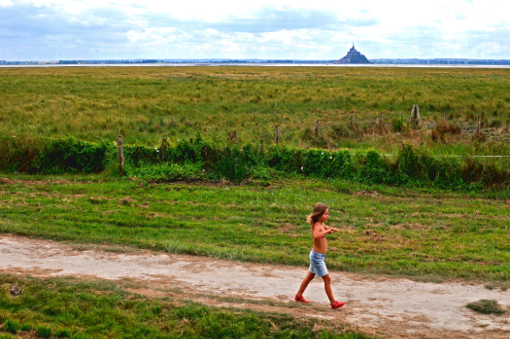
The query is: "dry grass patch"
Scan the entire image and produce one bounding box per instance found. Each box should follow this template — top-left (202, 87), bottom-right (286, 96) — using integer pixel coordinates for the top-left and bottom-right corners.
top-left (389, 223), bottom-right (429, 231)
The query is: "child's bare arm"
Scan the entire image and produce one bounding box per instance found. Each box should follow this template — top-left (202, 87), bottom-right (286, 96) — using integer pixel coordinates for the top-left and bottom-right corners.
top-left (313, 224), bottom-right (333, 239)
top-left (324, 225), bottom-right (338, 233)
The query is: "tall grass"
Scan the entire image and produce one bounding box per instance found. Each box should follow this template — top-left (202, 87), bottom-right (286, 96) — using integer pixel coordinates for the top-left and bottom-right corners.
top-left (1, 66), bottom-right (509, 150)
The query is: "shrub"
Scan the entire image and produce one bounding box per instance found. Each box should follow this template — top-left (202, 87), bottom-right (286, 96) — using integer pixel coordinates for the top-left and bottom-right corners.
top-left (329, 123), bottom-right (351, 139)
top-left (36, 326), bottom-right (52, 339)
top-left (128, 163), bottom-right (204, 182)
top-left (431, 122), bottom-right (462, 143)
top-left (0, 134), bottom-right (113, 174)
top-left (2, 133), bottom-right (509, 189)
top-left (3, 320), bottom-right (20, 334)
top-left (329, 150), bottom-right (354, 179)
top-left (359, 150), bottom-right (389, 184)
top-left (55, 328), bottom-right (72, 338)
top-left (467, 299), bottom-right (505, 315)
top-left (392, 114), bottom-right (408, 133)
top-left (428, 156), bottom-right (464, 190)
top-left (471, 132), bottom-right (486, 143)
top-left (396, 143), bottom-right (427, 184)
top-left (266, 146), bottom-right (300, 173)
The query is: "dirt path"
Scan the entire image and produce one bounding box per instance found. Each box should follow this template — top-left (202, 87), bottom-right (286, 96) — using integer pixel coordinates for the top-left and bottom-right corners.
top-left (1, 235), bottom-right (509, 338)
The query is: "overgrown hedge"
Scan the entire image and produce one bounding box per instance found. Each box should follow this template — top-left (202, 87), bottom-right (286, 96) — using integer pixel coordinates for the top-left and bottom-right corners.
top-left (1, 133), bottom-right (509, 189)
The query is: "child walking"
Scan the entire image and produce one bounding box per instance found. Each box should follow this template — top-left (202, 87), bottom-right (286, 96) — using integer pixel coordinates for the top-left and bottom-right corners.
top-left (295, 202), bottom-right (345, 309)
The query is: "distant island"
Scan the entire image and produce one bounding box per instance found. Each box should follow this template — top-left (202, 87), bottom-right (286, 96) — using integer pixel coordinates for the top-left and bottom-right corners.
top-left (333, 45), bottom-right (370, 64)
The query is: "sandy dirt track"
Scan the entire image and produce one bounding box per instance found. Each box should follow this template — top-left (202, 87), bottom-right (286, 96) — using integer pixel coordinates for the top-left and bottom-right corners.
top-left (1, 235), bottom-right (509, 338)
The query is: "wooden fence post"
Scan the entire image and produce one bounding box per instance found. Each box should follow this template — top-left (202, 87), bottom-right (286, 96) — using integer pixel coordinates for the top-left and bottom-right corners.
top-left (477, 116), bottom-right (481, 134)
top-left (160, 138), bottom-right (167, 161)
top-left (117, 135), bottom-right (124, 176)
top-left (233, 130), bottom-right (237, 144)
top-left (410, 104), bottom-right (421, 127)
top-left (443, 111), bottom-right (447, 123)
top-left (275, 125), bottom-right (280, 145)
top-left (315, 120), bottom-right (320, 137)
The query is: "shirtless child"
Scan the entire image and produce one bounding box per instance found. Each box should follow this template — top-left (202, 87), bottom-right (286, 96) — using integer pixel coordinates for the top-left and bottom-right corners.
top-left (294, 202), bottom-right (345, 309)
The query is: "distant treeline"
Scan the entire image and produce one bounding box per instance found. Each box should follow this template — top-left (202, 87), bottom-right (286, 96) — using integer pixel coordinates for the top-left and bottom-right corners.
top-left (371, 59), bottom-right (510, 65)
top-left (2, 59), bottom-right (510, 65)
top-left (58, 60), bottom-right (161, 64)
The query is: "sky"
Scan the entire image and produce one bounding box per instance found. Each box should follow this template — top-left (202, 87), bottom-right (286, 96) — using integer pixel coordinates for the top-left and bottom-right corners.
top-left (0, 0), bottom-right (509, 61)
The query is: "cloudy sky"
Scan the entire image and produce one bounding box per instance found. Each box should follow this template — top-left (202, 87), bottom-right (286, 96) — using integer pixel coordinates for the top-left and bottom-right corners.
top-left (1, 0), bottom-right (509, 61)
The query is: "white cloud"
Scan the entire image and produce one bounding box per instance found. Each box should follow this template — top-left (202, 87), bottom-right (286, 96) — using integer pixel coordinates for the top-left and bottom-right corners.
top-left (0, 0), bottom-right (509, 60)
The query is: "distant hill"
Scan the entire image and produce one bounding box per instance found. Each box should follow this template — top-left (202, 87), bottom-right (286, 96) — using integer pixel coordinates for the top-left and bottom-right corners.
top-left (333, 45), bottom-right (370, 64)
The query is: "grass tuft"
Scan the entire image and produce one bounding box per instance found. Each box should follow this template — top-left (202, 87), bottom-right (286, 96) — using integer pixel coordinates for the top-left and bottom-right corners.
top-left (466, 299), bottom-right (506, 315)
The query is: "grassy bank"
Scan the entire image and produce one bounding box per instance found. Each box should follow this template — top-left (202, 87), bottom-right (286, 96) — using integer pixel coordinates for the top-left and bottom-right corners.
top-left (0, 275), bottom-right (369, 338)
top-left (1, 66), bottom-right (509, 150)
top-left (1, 176), bottom-right (509, 282)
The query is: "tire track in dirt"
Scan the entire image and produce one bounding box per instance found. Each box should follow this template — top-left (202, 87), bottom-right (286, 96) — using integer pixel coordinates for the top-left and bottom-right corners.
top-left (1, 235), bottom-right (509, 338)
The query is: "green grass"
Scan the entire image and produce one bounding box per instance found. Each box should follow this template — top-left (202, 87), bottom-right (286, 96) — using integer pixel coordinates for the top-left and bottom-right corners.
top-left (0, 275), bottom-right (370, 339)
top-left (466, 299), bottom-right (506, 315)
top-left (1, 66), bottom-right (509, 153)
top-left (1, 175), bottom-right (509, 282)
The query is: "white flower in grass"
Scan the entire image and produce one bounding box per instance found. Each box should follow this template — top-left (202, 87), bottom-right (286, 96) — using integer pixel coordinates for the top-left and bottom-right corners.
top-left (330, 157), bottom-right (333, 160)
top-left (301, 166), bottom-right (303, 170)
top-left (157, 150), bottom-right (159, 153)
top-left (321, 152), bottom-right (324, 155)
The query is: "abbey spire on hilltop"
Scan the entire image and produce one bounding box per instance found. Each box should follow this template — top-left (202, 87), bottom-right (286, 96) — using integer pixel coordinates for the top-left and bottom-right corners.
top-left (333, 44), bottom-right (370, 64)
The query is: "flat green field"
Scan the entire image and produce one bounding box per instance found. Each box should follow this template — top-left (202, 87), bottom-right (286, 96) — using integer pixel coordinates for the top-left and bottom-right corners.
top-left (1, 66), bottom-right (509, 151)
top-left (1, 176), bottom-right (509, 283)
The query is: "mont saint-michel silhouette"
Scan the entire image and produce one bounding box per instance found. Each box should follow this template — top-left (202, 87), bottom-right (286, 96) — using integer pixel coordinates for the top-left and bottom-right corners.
top-left (333, 45), bottom-right (370, 64)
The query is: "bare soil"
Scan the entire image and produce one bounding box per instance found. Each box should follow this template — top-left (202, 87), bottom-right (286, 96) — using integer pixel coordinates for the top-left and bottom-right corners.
top-left (1, 234), bottom-right (509, 338)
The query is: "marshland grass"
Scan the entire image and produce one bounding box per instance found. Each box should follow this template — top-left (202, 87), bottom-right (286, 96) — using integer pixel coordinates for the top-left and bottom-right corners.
top-left (1, 66), bottom-right (509, 153)
top-left (1, 175), bottom-right (509, 283)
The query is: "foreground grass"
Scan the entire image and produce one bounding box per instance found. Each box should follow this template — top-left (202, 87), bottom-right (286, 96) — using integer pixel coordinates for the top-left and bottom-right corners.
top-left (1, 66), bottom-right (509, 151)
top-left (0, 275), bottom-right (369, 339)
top-left (1, 175), bottom-right (509, 282)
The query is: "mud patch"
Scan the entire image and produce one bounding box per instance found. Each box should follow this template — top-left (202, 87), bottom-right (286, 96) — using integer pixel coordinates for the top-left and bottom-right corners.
top-left (353, 190), bottom-right (380, 197)
top-left (0, 178), bottom-right (14, 185)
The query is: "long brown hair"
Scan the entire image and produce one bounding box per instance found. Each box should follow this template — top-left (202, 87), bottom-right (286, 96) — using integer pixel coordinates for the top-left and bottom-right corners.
top-left (307, 202), bottom-right (328, 228)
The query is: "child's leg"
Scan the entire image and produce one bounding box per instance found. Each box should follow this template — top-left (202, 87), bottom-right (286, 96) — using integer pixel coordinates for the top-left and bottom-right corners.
top-left (321, 274), bottom-right (335, 303)
top-left (296, 272), bottom-right (315, 297)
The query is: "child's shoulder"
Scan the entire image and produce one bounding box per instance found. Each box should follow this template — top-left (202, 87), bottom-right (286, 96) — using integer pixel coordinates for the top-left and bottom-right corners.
top-left (312, 222), bottom-right (323, 229)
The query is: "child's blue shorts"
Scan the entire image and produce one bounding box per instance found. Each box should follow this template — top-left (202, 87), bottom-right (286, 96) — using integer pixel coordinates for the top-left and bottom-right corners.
top-left (309, 250), bottom-right (328, 277)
